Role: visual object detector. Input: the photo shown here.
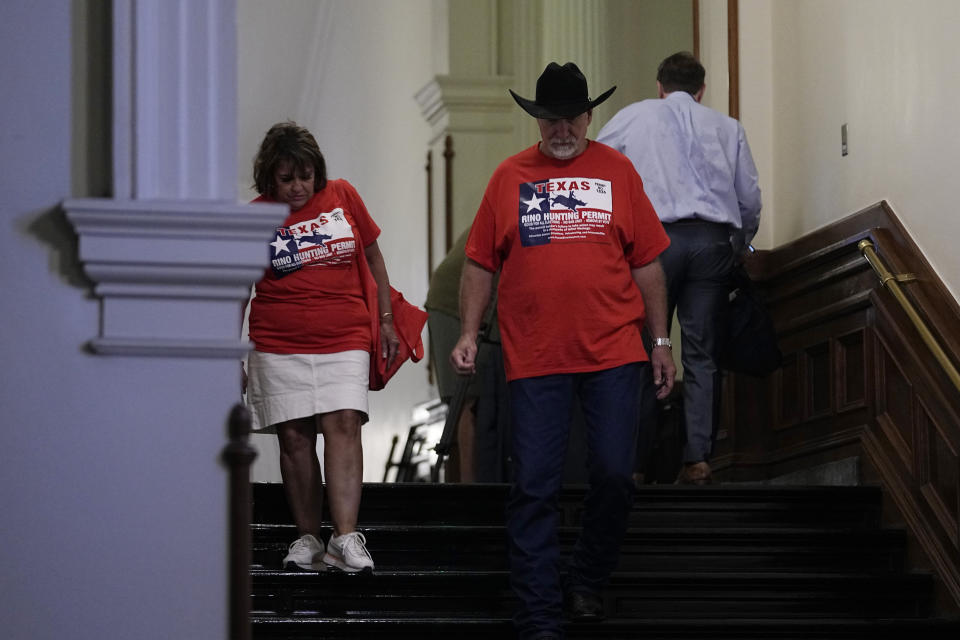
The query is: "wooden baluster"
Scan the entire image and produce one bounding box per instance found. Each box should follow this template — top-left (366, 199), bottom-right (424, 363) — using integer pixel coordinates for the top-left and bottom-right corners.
top-left (728, 0), bottom-right (739, 119)
top-left (443, 135), bottom-right (455, 253)
top-left (426, 149), bottom-right (434, 281)
top-left (223, 403), bottom-right (256, 640)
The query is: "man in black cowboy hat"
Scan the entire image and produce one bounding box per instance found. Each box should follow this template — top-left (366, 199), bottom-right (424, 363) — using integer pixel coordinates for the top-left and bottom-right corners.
top-left (452, 61), bottom-right (675, 639)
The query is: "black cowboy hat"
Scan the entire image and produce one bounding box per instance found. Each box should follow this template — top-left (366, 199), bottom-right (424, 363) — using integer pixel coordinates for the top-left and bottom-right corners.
top-left (509, 61), bottom-right (616, 119)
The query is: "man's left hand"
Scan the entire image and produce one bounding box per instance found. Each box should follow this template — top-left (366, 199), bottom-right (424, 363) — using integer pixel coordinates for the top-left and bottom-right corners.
top-left (650, 346), bottom-right (676, 400)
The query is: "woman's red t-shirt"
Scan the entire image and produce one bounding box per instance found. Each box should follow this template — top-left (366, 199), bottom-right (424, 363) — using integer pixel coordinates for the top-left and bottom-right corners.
top-left (249, 179), bottom-right (380, 354)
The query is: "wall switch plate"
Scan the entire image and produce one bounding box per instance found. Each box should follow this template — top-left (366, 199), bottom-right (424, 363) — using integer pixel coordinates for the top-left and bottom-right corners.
top-left (841, 123), bottom-right (848, 156)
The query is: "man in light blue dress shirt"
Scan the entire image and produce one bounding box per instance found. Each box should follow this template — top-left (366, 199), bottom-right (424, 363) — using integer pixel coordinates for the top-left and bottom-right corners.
top-left (597, 51), bottom-right (762, 484)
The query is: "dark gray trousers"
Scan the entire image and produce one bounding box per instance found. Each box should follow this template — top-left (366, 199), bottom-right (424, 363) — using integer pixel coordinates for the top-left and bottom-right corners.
top-left (660, 220), bottom-right (735, 463)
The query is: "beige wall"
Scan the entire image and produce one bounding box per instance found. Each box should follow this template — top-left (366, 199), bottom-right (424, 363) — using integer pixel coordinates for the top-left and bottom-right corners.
top-left (697, 0), bottom-right (730, 115)
top-left (739, 0), bottom-right (775, 250)
top-left (599, 0), bottom-right (695, 129)
top-left (739, 0), bottom-right (959, 300)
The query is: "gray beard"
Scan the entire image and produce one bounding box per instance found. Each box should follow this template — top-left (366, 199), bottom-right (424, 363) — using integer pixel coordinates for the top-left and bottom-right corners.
top-left (547, 139), bottom-right (578, 159)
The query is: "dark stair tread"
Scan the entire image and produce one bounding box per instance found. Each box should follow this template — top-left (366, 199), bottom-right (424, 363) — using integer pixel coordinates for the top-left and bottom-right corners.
top-left (252, 483), bottom-right (883, 527)
top-left (251, 615), bottom-right (960, 639)
top-left (248, 483), bottom-right (952, 636)
top-left (251, 522), bottom-right (905, 536)
top-left (253, 482), bottom-right (883, 496)
top-left (252, 568), bottom-right (933, 583)
top-left (252, 525), bottom-right (908, 553)
top-left (251, 569), bottom-right (934, 609)
top-left (251, 481), bottom-right (885, 503)
top-left (250, 569), bottom-right (933, 616)
top-left (251, 524), bottom-right (908, 570)
top-left (251, 614), bottom-right (959, 624)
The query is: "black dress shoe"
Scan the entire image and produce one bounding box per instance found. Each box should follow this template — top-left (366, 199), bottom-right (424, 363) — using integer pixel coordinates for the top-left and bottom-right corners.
top-left (564, 589), bottom-right (605, 621)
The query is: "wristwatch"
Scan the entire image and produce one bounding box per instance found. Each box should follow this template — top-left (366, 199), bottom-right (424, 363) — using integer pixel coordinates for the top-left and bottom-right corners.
top-left (652, 337), bottom-right (672, 349)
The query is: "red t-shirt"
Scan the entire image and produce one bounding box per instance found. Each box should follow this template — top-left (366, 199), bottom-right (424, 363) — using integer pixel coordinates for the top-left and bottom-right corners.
top-left (249, 179), bottom-right (380, 354)
top-left (466, 141), bottom-right (669, 381)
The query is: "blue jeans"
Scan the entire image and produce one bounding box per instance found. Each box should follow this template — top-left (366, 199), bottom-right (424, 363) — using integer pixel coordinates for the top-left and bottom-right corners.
top-left (507, 362), bottom-right (647, 639)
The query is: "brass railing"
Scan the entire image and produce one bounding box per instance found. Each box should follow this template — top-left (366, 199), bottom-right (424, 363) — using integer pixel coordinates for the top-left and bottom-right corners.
top-left (858, 238), bottom-right (960, 393)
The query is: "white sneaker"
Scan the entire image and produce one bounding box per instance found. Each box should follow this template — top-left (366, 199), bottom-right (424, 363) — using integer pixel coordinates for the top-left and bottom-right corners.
top-left (323, 531), bottom-right (374, 573)
top-left (282, 534), bottom-right (325, 571)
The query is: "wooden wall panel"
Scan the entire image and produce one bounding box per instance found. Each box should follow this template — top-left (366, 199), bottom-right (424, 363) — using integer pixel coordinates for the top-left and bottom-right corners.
top-left (720, 201), bottom-right (960, 608)
top-left (775, 353), bottom-right (800, 430)
top-left (807, 342), bottom-right (832, 419)
top-left (836, 330), bottom-right (866, 412)
top-left (922, 404), bottom-right (959, 545)
top-left (875, 335), bottom-right (916, 473)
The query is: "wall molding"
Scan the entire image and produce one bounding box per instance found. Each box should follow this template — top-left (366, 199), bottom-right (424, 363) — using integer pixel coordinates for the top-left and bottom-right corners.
top-left (63, 197), bottom-right (285, 358)
top-left (415, 75), bottom-right (515, 139)
top-left (415, 73), bottom-right (515, 263)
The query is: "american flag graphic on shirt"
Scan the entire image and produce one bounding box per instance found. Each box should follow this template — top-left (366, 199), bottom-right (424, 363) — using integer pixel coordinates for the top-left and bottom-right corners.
top-left (518, 177), bottom-right (613, 247)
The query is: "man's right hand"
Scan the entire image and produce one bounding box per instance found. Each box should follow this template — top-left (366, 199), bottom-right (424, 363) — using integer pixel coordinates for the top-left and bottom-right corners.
top-left (450, 334), bottom-right (478, 375)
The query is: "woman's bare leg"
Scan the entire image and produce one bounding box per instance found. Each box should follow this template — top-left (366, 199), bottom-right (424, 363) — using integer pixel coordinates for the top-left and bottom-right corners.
top-left (319, 409), bottom-right (364, 535)
top-left (276, 417), bottom-right (324, 536)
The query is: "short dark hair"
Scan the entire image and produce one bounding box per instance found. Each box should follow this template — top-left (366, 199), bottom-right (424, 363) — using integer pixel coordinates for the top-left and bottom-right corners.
top-left (656, 51), bottom-right (706, 95)
top-left (252, 121), bottom-right (327, 196)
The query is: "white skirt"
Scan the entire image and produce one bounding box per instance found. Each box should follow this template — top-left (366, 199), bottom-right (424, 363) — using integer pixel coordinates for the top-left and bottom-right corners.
top-left (245, 350), bottom-right (369, 433)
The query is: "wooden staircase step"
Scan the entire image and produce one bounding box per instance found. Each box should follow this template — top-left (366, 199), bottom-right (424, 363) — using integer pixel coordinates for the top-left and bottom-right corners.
top-left (252, 483), bottom-right (882, 528)
top-left (251, 615), bottom-right (960, 639)
top-left (251, 570), bottom-right (933, 619)
top-left (252, 524), bottom-right (906, 573)
top-left (248, 482), bottom-right (958, 639)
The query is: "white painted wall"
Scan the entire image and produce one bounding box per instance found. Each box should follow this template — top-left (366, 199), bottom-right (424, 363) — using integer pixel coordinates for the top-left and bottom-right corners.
top-left (739, 0), bottom-right (775, 250)
top-left (740, 0), bottom-right (960, 299)
top-left (697, 0), bottom-right (730, 115)
top-left (237, 0), bottom-right (437, 482)
top-left (1, 3), bottom-right (229, 638)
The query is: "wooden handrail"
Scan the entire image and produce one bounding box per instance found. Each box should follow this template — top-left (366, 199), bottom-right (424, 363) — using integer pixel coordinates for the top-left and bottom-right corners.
top-left (426, 149), bottom-right (434, 280)
top-left (859, 239), bottom-right (960, 393)
top-left (711, 205), bottom-right (960, 610)
top-left (223, 403), bottom-right (256, 640)
top-left (727, 0), bottom-right (739, 120)
top-left (443, 135), bottom-right (455, 253)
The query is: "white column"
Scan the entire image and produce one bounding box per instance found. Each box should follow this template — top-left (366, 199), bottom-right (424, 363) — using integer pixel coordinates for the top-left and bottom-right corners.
top-left (510, 0), bottom-right (543, 147)
top-left (64, 0), bottom-right (286, 358)
top-left (114, 0), bottom-right (238, 200)
top-left (540, 0), bottom-right (608, 98)
top-left (416, 75), bottom-right (516, 256)
top-left (417, 0), bottom-right (516, 267)
top-left (513, 0), bottom-right (610, 139)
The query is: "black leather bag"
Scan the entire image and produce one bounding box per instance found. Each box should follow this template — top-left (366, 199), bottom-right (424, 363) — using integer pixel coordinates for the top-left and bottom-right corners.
top-left (718, 265), bottom-right (782, 377)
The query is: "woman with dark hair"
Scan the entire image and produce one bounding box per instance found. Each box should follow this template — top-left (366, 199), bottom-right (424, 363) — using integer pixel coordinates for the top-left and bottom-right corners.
top-left (243, 121), bottom-right (398, 572)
